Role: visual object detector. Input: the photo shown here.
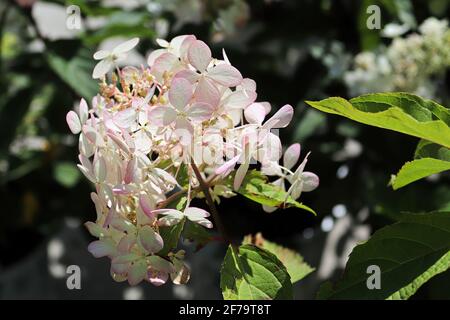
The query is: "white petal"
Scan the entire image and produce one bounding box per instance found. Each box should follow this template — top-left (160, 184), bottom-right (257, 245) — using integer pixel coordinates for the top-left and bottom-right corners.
top-left (78, 99), bottom-right (89, 124)
top-left (113, 108), bottom-right (137, 128)
top-left (301, 172), bottom-right (319, 192)
top-left (112, 37), bottom-right (139, 55)
top-left (156, 38), bottom-right (169, 48)
top-left (186, 102), bottom-right (214, 122)
top-left (188, 40), bottom-right (212, 72)
top-left (138, 225), bottom-right (164, 254)
top-left (93, 50), bottom-right (110, 60)
top-left (169, 78), bottom-right (193, 110)
top-left (284, 143), bottom-right (301, 170)
top-left (66, 111), bottom-right (81, 134)
top-left (92, 58), bottom-right (113, 79)
top-left (207, 64), bottom-right (242, 87)
top-left (263, 104), bottom-right (294, 129)
top-left (128, 259), bottom-right (147, 286)
top-left (244, 103), bottom-right (266, 125)
top-left (234, 162), bottom-right (250, 191)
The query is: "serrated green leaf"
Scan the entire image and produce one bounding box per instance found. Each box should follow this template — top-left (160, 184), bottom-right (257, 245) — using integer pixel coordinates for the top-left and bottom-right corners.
top-left (306, 92), bottom-right (450, 148)
top-left (390, 158), bottom-right (450, 190)
top-left (387, 250), bottom-right (450, 299)
top-left (220, 244), bottom-right (293, 300)
top-left (319, 211), bottom-right (450, 300)
top-left (237, 170), bottom-right (316, 215)
top-left (243, 233), bottom-right (314, 284)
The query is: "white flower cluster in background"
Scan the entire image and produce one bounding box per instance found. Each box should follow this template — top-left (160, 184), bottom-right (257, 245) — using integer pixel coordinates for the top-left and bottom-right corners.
top-left (345, 18), bottom-right (450, 99)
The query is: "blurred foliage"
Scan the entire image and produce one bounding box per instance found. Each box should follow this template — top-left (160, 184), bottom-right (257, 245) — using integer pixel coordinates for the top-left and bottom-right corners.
top-left (0, 0), bottom-right (449, 298)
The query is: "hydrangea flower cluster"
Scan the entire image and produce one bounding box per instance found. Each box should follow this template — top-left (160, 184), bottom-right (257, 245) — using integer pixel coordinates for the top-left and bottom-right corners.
top-left (344, 18), bottom-right (450, 99)
top-left (66, 35), bottom-right (318, 286)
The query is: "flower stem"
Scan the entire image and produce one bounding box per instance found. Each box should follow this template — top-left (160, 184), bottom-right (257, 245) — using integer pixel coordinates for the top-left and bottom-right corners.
top-left (191, 161), bottom-right (233, 244)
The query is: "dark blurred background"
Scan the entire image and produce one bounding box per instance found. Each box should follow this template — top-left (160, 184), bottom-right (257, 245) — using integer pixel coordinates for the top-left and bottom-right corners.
top-left (0, 0), bottom-right (449, 299)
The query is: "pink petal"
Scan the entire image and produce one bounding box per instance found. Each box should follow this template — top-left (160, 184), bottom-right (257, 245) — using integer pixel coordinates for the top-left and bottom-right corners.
top-left (169, 78), bottom-right (193, 110)
top-left (152, 208), bottom-right (183, 216)
top-left (174, 117), bottom-right (194, 137)
top-left (147, 49), bottom-right (165, 66)
top-left (173, 69), bottom-right (201, 84)
top-left (184, 207), bottom-right (210, 218)
top-left (111, 262), bottom-right (129, 275)
top-left (82, 125), bottom-right (105, 147)
top-left (223, 90), bottom-right (257, 109)
top-left (84, 222), bottom-right (105, 238)
top-left (215, 154), bottom-right (240, 175)
top-left (148, 255), bottom-right (175, 273)
top-left (139, 195), bottom-right (155, 219)
top-left (258, 132), bottom-right (282, 163)
top-left (87, 239), bottom-right (115, 258)
top-left (187, 40), bottom-right (212, 72)
top-left (154, 209), bottom-right (184, 226)
top-left (93, 156), bottom-right (107, 182)
top-left (138, 225), bottom-right (164, 254)
top-left (240, 78), bottom-right (257, 91)
top-left (110, 216), bottom-right (135, 233)
top-left (124, 157), bottom-right (136, 184)
top-left (186, 102), bottom-right (214, 122)
top-left (301, 172), bottom-right (320, 192)
top-left (207, 64), bottom-right (243, 87)
top-left (184, 207), bottom-right (213, 228)
top-left (194, 78), bottom-right (220, 108)
top-left (147, 269), bottom-right (169, 286)
top-left (261, 101), bottom-right (272, 114)
top-left (78, 99), bottom-right (89, 123)
top-left (66, 111), bottom-right (81, 134)
top-left (284, 143), bottom-right (301, 170)
top-left (244, 103), bottom-right (266, 125)
top-left (128, 260), bottom-right (147, 286)
top-left (148, 106), bottom-right (177, 126)
top-left (171, 35), bottom-right (196, 58)
top-left (234, 162), bottom-right (250, 191)
top-left (150, 52), bottom-right (180, 82)
top-left (117, 235), bottom-right (136, 254)
top-left (113, 108), bottom-right (137, 128)
top-left (107, 131), bottom-right (130, 154)
top-left (263, 104), bottom-right (294, 129)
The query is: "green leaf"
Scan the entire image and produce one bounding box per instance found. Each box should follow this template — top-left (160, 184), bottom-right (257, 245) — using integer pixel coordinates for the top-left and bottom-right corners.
top-left (82, 11), bottom-right (154, 45)
top-left (237, 170), bottom-right (316, 215)
top-left (387, 251), bottom-right (450, 299)
top-left (414, 140), bottom-right (450, 161)
top-left (319, 211), bottom-right (450, 300)
top-left (243, 233), bottom-right (314, 284)
top-left (47, 47), bottom-right (97, 99)
top-left (390, 140), bottom-right (450, 189)
top-left (390, 158), bottom-right (450, 190)
top-left (53, 162), bottom-right (81, 188)
top-left (306, 93), bottom-right (450, 149)
top-left (220, 244), bottom-right (293, 300)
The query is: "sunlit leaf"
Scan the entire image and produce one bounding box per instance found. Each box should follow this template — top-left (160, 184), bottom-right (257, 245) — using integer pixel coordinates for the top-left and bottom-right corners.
top-left (220, 244), bottom-right (293, 300)
top-left (243, 233), bottom-right (314, 283)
